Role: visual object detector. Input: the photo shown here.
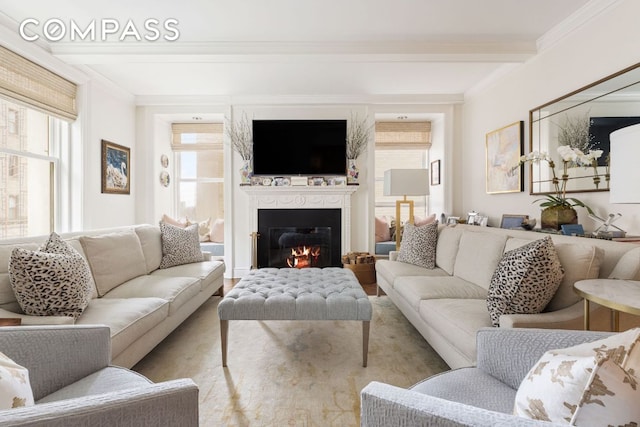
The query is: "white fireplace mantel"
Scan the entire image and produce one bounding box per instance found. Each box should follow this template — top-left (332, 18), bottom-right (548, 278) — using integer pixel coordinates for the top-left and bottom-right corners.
top-left (241, 185), bottom-right (358, 254)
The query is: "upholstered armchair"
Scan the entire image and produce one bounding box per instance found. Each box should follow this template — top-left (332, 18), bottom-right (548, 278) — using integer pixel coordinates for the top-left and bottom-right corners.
top-left (0, 325), bottom-right (198, 427)
top-left (361, 327), bottom-right (614, 427)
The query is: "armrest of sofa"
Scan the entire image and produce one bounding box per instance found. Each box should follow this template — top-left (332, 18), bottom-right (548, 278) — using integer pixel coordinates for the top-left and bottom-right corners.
top-left (361, 381), bottom-right (562, 427)
top-left (0, 308), bottom-right (75, 325)
top-left (0, 325), bottom-right (111, 400)
top-left (0, 378), bottom-right (199, 427)
top-left (475, 327), bottom-right (612, 390)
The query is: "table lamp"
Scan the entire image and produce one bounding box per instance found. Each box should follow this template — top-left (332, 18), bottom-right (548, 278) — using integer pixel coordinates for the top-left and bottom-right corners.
top-left (383, 169), bottom-right (430, 250)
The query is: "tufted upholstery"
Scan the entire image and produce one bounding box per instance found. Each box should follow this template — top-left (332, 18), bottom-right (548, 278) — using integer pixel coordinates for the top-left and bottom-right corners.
top-left (218, 267), bottom-right (372, 321)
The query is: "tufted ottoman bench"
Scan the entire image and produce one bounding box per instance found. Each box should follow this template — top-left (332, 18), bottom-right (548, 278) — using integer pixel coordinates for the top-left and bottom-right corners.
top-left (218, 267), bottom-right (372, 366)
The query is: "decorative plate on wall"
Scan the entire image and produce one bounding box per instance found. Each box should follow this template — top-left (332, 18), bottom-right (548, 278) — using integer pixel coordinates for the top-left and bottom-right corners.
top-left (160, 154), bottom-right (169, 168)
top-left (160, 171), bottom-right (170, 187)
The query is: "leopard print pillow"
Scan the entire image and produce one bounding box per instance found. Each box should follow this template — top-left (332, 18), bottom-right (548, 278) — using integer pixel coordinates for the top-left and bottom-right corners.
top-left (397, 221), bottom-right (438, 269)
top-left (9, 232), bottom-right (93, 320)
top-left (159, 222), bottom-right (204, 269)
top-left (486, 236), bottom-right (564, 327)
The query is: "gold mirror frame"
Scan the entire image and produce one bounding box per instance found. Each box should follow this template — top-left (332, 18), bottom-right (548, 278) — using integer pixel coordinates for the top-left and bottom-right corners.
top-left (529, 62), bottom-right (640, 195)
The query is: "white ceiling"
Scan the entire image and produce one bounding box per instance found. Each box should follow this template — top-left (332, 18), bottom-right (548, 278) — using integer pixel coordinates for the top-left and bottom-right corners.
top-left (0, 0), bottom-right (600, 100)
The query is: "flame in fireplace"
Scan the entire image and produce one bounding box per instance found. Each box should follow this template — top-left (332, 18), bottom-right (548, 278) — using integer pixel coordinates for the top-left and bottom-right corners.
top-left (286, 246), bottom-right (321, 268)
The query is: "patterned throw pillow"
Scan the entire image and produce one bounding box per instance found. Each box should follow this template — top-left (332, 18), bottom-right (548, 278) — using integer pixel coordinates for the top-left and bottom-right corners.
top-left (396, 221), bottom-right (438, 269)
top-left (514, 328), bottom-right (640, 424)
top-left (9, 232), bottom-right (93, 319)
top-left (159, 222), bottom-right (204, 269)
top-left (0, 352), bottom-right (34, 410)
top-left (486, 237), bottom-right (563, 327)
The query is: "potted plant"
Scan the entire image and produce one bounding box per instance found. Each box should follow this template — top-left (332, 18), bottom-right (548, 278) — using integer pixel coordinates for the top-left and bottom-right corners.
top-left (346, 113), bottom-right (373, 184)
top-left (226, 112), bottom-right (253, 184)
top-left (517, 145), bottom-right (602, 230)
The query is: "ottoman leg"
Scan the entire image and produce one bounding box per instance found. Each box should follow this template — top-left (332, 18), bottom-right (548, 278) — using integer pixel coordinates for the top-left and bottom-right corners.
top-left (362, 321), bottom-right (370, 367)
top-left (220, 319), bottom-right (228, 367)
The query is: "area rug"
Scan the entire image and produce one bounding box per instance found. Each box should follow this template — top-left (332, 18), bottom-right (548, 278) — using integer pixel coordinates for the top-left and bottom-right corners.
top-left (133, 295), bottom-right (449, 426)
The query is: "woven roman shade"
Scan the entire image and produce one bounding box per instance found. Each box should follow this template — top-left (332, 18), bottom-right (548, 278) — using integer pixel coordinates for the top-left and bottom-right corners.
top-left (171, 123), bottom-right (223, 151)
top-left (0, 45), bottom-right (77, 121)
top-left (375, 121), bottom-right (432, 150)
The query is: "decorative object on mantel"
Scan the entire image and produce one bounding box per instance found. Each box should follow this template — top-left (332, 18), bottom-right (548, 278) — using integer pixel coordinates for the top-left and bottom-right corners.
top-left (226, 112), bottom-right (253, 185)
top-left (346, 113), bottom-right (373, 184)
top-left (516, 145), bottom-right (600, 230)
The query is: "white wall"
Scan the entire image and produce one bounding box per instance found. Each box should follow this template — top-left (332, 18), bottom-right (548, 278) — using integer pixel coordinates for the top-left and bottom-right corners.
top-left (461, 0), bottom-right (640, 235)
top-left (82, 79), bottom-right (137, 229)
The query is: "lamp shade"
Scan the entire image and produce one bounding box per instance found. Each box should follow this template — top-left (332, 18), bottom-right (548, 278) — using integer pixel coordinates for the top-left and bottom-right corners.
top-left (383, 169), bottom-right (429, 196)
top-left (610, 123), bottom-right (640, 203)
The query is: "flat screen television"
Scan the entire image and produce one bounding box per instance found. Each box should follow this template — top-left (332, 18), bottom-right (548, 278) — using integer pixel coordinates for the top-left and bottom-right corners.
top-left (252, 119), bottom-right (347, 176)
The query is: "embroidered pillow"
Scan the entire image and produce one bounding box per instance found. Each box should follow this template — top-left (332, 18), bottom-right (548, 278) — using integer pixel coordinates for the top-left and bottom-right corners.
top-left (486, 237), bottom-right (563, 327)
top-left (186, 217), bottom-right (212, 242)
top-left (9, 232), bottom-right (93, 319)
top-left (0, 352), bottom-right (34, 410)
top-left (396, 221), bottom-right (438, 269)
top-left (159, 222), bottom-right (204, 269)
top-left (515, 328), bottom-right (640, 424)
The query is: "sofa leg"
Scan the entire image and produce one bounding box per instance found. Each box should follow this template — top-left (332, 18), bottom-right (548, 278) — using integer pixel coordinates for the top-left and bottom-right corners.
top-left (376, 285), bottom-right (380, 297)
top-left (362, 321), bottom-right (370, 367)
top-left (220, 319), bottom-right (228, 367)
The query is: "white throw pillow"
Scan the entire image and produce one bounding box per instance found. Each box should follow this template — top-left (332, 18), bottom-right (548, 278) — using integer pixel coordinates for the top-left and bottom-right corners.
top-left (515, 328), bottom-right (640, 424)
top-left (0, 352), bottom-right (34, 409)
top-left (159, 222), bottom-right (204, 269)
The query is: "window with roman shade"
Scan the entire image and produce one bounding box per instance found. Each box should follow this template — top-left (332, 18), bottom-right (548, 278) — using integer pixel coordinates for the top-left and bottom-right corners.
top-left (374, 121), bottom-right (432, 219)
top-left (171, 123), bottom-right (224, 225)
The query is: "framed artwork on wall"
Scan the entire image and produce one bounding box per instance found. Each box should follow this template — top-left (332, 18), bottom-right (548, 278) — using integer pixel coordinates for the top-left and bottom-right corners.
top-left (430, 159), bottom-right (441, 185)
top-left (485, 121), bottom-right (524, 194)
top-left (101, 139), bottom-right (130, 194)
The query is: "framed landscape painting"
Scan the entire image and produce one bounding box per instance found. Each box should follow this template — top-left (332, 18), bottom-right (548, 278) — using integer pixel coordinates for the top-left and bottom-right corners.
top-left (101, 140), bottom-right (130, 194)
top-left (485, 121), bottom-right (523, 194)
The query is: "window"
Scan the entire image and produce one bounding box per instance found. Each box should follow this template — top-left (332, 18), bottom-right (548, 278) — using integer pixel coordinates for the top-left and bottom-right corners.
top-left (0, 45), bottom-right (77, 239)
top-left (171, 123), bottom-right (224, 223)
top-left (374, 121), bottom-right (432, 219)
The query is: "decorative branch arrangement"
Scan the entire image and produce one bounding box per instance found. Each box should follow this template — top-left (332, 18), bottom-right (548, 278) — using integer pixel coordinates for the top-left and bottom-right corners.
top-left (346, 113), bottom-right (373, 159)
top-left (226, 112), bottom-right (253, 160)
top-left (556, 111), bottom-right (593, 153)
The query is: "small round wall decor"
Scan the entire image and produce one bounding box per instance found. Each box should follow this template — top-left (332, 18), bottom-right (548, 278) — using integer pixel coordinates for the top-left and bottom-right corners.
top-left (160, 171), bottom-right (170, 187)
top-left (160, 154), bottom-right (169, 168)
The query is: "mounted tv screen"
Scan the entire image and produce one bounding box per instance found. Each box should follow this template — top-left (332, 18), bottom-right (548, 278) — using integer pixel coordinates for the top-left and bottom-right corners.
top-left (252, 119), bottom-right (347, 176)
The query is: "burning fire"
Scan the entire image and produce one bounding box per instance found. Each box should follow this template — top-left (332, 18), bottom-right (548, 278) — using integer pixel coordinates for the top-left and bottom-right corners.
top-left (286, 246), bottom-right (321, 268)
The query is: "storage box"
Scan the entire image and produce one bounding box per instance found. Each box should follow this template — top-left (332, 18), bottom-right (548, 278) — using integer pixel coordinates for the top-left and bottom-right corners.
top-left (343, 262), bottom-right (376, 285)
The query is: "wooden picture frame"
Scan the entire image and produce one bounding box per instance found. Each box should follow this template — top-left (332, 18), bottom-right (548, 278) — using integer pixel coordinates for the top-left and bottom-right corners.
top-left (486, 121), bottom-right (524, 194)
top-left (101, 140), bottom-right (130, 194)
top-left (430, 159), bottom-right (441, 185)
top-left (500, 214), bottom-right (529, 229)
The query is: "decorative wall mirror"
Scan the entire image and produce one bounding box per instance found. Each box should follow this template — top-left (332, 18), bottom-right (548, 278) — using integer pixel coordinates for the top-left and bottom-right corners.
top-left (529, 62), bottom-right (640, 195)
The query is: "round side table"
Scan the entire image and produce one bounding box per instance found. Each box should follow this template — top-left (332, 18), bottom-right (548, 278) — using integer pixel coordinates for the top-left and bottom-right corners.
top-left (573, 279), bottom-right (640, 331)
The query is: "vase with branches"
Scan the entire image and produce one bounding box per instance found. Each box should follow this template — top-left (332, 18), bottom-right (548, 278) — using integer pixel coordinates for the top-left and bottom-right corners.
top-left (346, 113), bottom-right (373, 184)
top-left (226, 112), bottom-right (253, 184)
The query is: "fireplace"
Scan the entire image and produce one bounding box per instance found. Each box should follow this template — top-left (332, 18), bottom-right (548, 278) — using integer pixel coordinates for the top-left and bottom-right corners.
top-left (257, 208), bottom-right (341, 268)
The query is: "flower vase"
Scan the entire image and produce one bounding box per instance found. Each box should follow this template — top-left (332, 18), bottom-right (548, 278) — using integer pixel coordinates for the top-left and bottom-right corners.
top-left (239, 159), bottom-right (253, 185)
top-left (347, 158), bottom-right (359, 184)
top-left (540, 206), bottom-right (578, 230)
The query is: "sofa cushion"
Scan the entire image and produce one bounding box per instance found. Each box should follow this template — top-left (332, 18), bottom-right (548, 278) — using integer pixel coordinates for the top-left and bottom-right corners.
top-left (134, 225), bottom-right (163, 273)
top-left (80, 230), bottom-right (147, 297)
top-left (375, 216), bottom-right (391, 243)
top-left (104, 275), bottom-right (201, 315)
top-left (159, 223), bottom-right (204, 269)
top-left (486, 237), bottom-right (563, 327)
top-left (608, 246), bottom-right (640, 281)
top-left (152, 259), bottom-right (225, 292)
top-left (514, 328), bottom-right (640, 424)
top-left (9, 233), bottom-right (94, 320)
top-left (395, 276), bottom-right (487, 311)
top-left (375, 259), bottom-right (448, 289)
top-left (435, 225), bottom-right (464, 275)
top-left (76, 297), bottom-right (169, 359)
top-left (0, 351), bottom-right (34, 409)
top-left (397, 221), bottom-right (438, 269)
top-left (545, 243), bottom-right (604, 312)
top-left (453, 230), bottom-right (507, 290)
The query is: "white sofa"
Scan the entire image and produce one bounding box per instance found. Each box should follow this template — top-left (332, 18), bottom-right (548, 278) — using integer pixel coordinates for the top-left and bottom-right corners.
top-left (0, 224), bottom-right (225, 368)
top-left (375, 224), bottom-right (640, 369)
